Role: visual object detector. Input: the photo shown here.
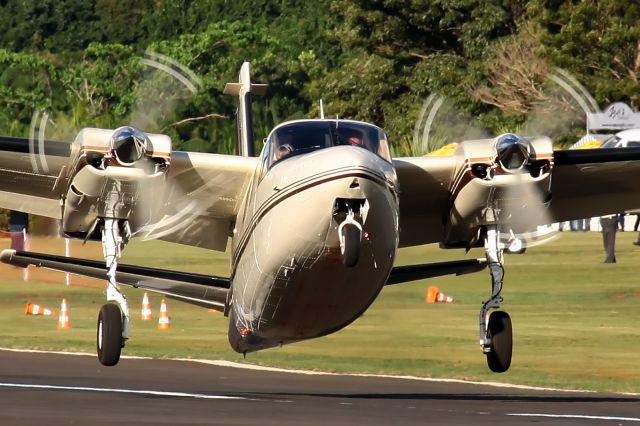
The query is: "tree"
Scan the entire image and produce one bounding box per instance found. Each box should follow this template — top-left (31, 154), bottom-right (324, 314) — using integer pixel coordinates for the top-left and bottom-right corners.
top-left (531, 0), bottom-right (640, 110)
top-left (308, 0), bottom-right (527, 154)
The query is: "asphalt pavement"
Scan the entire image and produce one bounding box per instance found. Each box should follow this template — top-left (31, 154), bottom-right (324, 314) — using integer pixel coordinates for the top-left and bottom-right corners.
top-left (0, 348), bottom-right (638, 425)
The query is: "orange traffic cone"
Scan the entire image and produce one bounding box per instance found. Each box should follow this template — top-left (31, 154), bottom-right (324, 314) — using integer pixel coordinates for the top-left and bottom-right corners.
top-left (141, 292), bottom-right (152, 320)
top-left (157, 299), bottom-right (170, 330)
top-left (425, 286), bottom-right (455, 304)
top-left (25, 302), bottom-right (55, 316)
top-left (57, 298), bottom-right (71, 329)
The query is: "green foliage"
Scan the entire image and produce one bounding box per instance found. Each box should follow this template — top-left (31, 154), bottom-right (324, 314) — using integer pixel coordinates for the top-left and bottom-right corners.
top-left (531, 0), bottom-right (640, 109)
top-left (0, 0), bottom-right (638, 153)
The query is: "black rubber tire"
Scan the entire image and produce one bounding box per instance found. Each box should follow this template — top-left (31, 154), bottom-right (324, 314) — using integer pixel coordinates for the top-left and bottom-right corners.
top-left (342, 223), bottom-right (361, 267)
top-left (97, 303), bottom-right (123, 367)
top-left (485, 311), bottom-right (512, 373)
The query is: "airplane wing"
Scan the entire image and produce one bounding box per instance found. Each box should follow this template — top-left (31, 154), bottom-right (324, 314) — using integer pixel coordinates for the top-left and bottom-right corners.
top-left (0, 136), bottom-right (70, 218)
top-left (393, 156), bottom-right (457, 248)
top-left (138, 151), bottom-right (258, 251)
top-left (394, 145), bottom-right (640, 249)
top-left (386, 258), bottom-right (486, 285)
top-left (0, 130), bottom-right (257, 312)
top-left (0, 134), bottom-right (258, 251)
top-left (549, 147), bottom-right (640, 222)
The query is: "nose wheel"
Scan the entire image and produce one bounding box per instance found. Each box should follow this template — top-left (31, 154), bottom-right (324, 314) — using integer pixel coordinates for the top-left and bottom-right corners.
top-left (338, 208), bottom-right (362, 267)
top-left (340, 223), bottom-right (362, 267)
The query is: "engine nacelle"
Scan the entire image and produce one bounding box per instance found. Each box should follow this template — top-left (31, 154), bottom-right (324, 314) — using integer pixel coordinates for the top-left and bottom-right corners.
top-left (61, 126), bottom-right (172, 239)
top-left (441, 134), bottom-right (554, 247)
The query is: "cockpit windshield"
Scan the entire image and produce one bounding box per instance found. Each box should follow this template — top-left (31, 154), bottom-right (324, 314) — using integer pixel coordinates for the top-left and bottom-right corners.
top-left (264, 120), bottom-right (391, 168)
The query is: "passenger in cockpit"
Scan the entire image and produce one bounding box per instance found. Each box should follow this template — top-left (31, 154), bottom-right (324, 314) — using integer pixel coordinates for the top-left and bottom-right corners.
top-left (342, 128), bottom-right (365, 148)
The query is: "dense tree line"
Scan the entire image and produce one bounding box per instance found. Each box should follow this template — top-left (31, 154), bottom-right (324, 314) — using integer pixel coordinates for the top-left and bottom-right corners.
top-left (0, 0), bottom-right (639, 155)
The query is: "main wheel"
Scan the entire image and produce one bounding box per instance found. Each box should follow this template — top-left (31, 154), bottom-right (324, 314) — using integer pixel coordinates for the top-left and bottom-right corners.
top-left (341, 223), bottom-right (361, 267)
top-left (97, 303), bottom-right (123, 366)
top-left (485, 311), bottom-right (512, 373)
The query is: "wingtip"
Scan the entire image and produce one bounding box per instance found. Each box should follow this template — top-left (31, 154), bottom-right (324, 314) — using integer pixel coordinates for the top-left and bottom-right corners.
top-left (0, 249), bottom-right (16, 264)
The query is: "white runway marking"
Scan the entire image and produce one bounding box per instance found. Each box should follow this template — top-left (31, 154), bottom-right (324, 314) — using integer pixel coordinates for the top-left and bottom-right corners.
top-left (0, 382), bottom-right (246, 400)
top-left (185, 359), bottom-right (640, 396)
top-left (508, 413), bottom-right (640, 422)
top-left (3, 347), bottom-right (640, 397)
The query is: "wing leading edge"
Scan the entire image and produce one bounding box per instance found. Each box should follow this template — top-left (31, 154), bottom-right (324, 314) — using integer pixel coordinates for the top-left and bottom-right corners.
top-left (386, 258), bottom-right (486, 285)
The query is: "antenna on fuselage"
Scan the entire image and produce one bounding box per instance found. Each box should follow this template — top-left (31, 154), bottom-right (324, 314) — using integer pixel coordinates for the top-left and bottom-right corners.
top-left (223, 62), bottom-right (268, 157)
top-left (320, 99), bottom-right (325, 119)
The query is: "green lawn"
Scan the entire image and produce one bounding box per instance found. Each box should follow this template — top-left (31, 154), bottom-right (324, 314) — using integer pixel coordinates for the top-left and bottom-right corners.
top-left (1, 231), bottom-right (640, 393)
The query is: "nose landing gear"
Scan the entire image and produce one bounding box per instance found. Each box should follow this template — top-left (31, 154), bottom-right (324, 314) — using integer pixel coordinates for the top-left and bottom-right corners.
top-left (338, 210), bottom-right (362, 267)
top-left (334, 198), bottom-right (368, 268)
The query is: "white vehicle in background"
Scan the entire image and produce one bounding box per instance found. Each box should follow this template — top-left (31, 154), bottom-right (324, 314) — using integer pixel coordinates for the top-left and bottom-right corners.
top-left (600, 128), bottom-right (640, 148)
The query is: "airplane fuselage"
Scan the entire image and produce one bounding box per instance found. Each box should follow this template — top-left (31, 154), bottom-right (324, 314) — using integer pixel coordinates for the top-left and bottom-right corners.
top-left (228, 141), bottom-right (399, 353)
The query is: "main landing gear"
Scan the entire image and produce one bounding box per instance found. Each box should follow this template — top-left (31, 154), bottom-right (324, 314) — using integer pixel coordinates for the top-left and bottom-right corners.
top-left (97, 218), bottom-right (130, 366)
top-left (480, 225), bottom-right (513, 373)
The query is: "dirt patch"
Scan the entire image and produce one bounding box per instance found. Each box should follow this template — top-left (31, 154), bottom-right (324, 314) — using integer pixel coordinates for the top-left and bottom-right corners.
top-left (17, 293), bottom-right (66, 299)
top-left (609, 291), bottom-right (640, 301)
top-left (0, 236), bottom-right (106, 289)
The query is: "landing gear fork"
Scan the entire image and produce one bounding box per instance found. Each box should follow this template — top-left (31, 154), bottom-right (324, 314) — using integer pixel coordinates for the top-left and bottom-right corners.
top-left (338, 207), bottom-right (362, 267)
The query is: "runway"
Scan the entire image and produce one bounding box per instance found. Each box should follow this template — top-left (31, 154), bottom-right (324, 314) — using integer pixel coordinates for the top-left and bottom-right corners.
top-left (0, 349), bottom-right (638, 425)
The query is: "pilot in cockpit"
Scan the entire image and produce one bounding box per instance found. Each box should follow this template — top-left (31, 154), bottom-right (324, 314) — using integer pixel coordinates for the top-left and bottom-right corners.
top-left (273, 131), bottom-right (295, 162)
top-left (342, 128), bottom-right (365, 148)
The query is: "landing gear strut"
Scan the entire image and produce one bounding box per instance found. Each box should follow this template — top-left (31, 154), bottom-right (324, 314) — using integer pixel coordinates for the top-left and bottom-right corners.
top-left (480, 225), bottom-right (512, 373)
top-left (97, 218), bottom-right (130, 366)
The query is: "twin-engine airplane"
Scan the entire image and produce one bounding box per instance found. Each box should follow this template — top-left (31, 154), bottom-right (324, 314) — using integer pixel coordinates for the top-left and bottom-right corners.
top-left (1, 62), bottom-right (640, 372)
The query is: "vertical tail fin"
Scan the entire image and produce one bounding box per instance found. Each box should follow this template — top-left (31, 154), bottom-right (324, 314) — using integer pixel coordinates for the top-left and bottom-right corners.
top-left (223, 62), bottom-right (268, 157)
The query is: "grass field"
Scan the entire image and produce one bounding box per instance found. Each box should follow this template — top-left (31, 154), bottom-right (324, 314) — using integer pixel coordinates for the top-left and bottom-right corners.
top-left (1, 231), bottom-right (640, 393)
